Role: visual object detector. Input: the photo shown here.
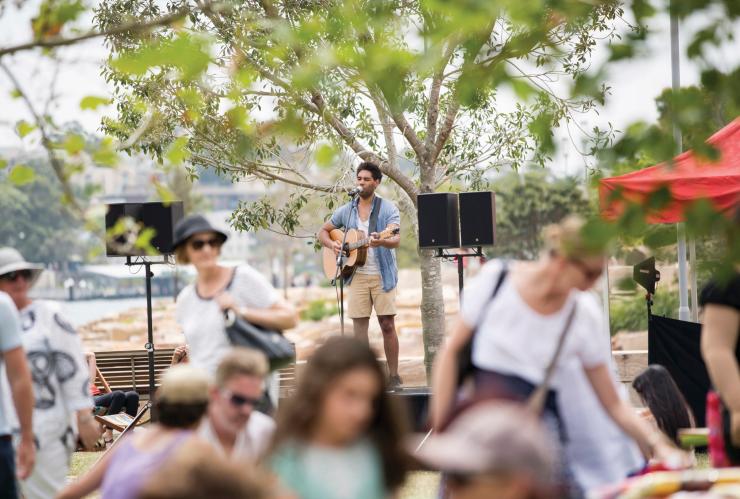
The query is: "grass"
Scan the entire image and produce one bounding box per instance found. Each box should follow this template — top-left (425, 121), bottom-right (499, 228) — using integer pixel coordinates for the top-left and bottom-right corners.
top-left (70, 452), bottom-right (440, 498)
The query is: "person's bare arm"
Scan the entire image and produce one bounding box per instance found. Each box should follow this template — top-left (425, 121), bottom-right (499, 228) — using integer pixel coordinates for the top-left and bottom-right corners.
top-left (370, 224), bottom-right (400, 249)
top-left (585, 364), bottom-right (688, 464)
top-left (701, 303), bottom-right (740, 445)
top-left (85, 352), bottom-right (97, 382)
top-left (430, 318), bottom-right (475, 430)
top-left (240, 299), bottom-right (299, 331)
top-left (56, 443), bottom-right (115, 499)
top-left (318, 221), bottom-right (342, 256)
top-left (5, 347), bottom-right (35, 479)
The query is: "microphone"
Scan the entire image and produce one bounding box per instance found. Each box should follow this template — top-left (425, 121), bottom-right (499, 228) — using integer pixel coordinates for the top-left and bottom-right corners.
top-left (347, 186), bottom-right (362, 197)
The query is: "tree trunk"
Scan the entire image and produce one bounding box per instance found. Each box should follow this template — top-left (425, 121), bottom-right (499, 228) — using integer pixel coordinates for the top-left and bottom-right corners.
top-left (419, 248), bottom-right (445, 382)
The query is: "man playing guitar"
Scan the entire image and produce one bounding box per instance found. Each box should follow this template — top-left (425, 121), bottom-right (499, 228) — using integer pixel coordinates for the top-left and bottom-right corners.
top-left (318, 162), bottom-right (403, 390)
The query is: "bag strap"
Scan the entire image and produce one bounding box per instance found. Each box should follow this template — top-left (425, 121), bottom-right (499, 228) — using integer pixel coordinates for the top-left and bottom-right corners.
top-left (527, 301), bottom-right (578, 414)
top-left (473, 262), bottom-right (509, 329)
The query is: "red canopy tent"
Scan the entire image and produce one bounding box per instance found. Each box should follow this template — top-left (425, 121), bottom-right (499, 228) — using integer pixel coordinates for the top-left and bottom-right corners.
top-left (599, 117), bottom-right (740, 323)
top-left (600, 117), bottom-right (740, 223)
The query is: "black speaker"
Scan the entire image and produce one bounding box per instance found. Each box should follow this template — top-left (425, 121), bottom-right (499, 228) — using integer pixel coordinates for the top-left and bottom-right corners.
top-left (633, 256), bottom-right (660, 294)
top-left (418, 193), bottom-right (459, 249)
top-left (105, 202), bottom-right (184, 256)
top-left (459, 191), bottom-right (496, 247)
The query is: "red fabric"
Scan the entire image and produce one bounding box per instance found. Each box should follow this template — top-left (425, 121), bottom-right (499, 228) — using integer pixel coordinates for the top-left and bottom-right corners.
top-left (90, 383), bottom-right (102, 396)
top-left (599, 118), bottom-right (740, 223)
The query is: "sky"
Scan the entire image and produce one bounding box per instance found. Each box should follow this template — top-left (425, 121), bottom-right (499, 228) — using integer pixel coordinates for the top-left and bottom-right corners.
top-left (1, 3), bottom-right (738, 178)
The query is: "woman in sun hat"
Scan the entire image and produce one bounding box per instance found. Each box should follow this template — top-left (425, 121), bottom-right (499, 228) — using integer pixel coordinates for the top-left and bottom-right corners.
top-left (172, 214), bottom-right (298, 406)
top-left (0, 247), bottom-right (101, 499)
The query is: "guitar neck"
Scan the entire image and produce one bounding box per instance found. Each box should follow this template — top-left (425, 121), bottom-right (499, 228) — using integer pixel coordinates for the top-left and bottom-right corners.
top-left (346, 231), bottom-right (396, 251)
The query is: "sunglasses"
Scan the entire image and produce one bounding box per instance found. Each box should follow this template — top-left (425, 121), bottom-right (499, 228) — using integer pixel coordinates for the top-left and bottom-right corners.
top-left (188, 236), bottom-right (224, 251)
top-left (0, 269), bottom-right (33, 282)
top-left (569, 258), bottom-right (603, 281)
top-left (221, 390), bottom-right (261, 408)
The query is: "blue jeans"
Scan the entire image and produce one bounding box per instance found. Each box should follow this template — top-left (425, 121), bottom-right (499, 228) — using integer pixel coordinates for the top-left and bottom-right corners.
top-left (0, 436), bottom-right (18, 499)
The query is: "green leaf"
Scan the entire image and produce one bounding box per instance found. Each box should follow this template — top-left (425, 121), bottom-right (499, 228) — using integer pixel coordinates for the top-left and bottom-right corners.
top-left (0, 159), bottom-right (7, 170)
top-left (80, 96), bottom-right (111, 111)
top-left (92, 138), bottom-right (118, 167)
top-left (111, 34), bottom-right (211, 81)
top-left (8, 165), bottom-right (35, 186)
top-left (10, 89), bottom-right (21, 99)
top-left (165, 136), bottom-right (191, 165)
top-left (315, 144), bottom-right (338, 167)
top-left (16, 121), bottom-right (37, 138)
top-left (63, 134), bottom-right (85, 155)
top-left (153, 179), bottom-right (177, 205)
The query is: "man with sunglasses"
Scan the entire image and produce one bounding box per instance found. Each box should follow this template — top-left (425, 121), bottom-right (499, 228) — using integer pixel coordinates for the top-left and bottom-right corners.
top-left (0, 247), bottom-right (100, 499)
top-left (198, 348), bottom-right (275, 460)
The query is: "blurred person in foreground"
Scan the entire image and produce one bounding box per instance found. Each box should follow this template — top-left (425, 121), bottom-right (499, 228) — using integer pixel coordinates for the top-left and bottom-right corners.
top-left (414, 401), bottom-right (558, 499)
top-left (57, 365), bottom-right (213, 499)
top-left (268, 337), bottom-right (409, 499)
top-left (700, 205), bottom-right (740, 464)
top-left (0, 290), bottom-right (34, 499)
top-left (199, 348), bottom-right (275, 460)
top-left (431, 217), bottom-right (689, 495)
top-left (137, 448), bottom-right (275, 499)
top-left (0, 247), bottom-right (99, 499)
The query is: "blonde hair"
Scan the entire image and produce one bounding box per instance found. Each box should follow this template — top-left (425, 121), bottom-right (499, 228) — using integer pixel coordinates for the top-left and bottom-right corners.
top-left (157, 365), bottom-right (211, 404)
top-left (543, 215), bottom-right (604, 260)
top-left (214, 348), bottom-right (269, 387)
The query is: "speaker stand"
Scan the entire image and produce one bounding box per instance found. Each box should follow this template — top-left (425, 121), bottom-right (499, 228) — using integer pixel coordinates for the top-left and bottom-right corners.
top-left (434, 247), bottom-right (483, 302)
top-left (125, 255), bottom-right (171, 420)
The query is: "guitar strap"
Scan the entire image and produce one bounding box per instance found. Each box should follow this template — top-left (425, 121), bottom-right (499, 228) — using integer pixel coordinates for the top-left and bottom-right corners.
top-left (368, 196), bottom-right (381, 235)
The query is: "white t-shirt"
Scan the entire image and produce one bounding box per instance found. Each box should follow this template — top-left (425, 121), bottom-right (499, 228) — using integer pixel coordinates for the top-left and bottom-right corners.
top-left (176, 265), bottom-right (279, 376)
top-left (354, 217), bottom-right (379, 275)
top-left (559, 358), bottom-right (644, 491)
top-left (198, 410), bottom-right (275, 460)
top-left (3, 301), bottom-right (92, 447)
top-left (461, 260), bottom-right (609, 388)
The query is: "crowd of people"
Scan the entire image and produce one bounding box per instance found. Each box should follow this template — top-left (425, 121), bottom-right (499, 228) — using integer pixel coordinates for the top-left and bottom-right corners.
top-left (0, 190), bottom-right (738, 499)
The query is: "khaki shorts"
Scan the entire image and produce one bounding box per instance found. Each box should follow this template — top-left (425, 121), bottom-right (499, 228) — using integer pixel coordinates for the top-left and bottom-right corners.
top-left (347, 273), bottom-right (397, 318)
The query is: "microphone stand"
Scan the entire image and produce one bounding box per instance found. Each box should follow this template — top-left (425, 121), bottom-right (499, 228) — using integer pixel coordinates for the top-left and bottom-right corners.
top-left (333, 193), bottom-right (359, 337)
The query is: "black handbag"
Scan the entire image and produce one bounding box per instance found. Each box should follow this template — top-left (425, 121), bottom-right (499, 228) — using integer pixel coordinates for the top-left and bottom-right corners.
top-left (456, 262), bottom-right (509, 387)
top-left (224, 309), bottom-right (296, 371)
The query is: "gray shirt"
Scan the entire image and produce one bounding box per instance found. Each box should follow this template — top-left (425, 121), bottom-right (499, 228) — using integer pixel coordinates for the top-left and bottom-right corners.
top-left (0, 291), bottom-right (22, 436)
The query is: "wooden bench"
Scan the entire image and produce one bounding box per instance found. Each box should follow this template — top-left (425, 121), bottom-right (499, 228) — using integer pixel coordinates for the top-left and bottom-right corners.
top-left (94, 349), bottom-right (301, 401)
top-left (93, 349), bottom-right (175, 399)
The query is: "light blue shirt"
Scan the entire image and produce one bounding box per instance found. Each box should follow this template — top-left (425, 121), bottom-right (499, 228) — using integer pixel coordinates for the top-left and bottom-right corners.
top-left (270, 439), bottom-right (386, 499)
top-left (0, 291), bottom-right (22, 436)
top-left (330, 195), bottom-right (400, 292)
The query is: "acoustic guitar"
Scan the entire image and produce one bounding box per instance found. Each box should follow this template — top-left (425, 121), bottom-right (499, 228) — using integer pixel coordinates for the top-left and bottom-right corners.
top-left (323, 226), bottom-right (400, 280)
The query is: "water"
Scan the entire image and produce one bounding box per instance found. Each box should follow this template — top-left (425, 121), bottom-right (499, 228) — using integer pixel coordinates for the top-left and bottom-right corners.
top-left (47, 297), bottom-right (172, 327)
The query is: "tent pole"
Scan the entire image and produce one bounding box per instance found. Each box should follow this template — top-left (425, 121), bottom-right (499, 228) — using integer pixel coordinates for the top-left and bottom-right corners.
top-left (689, 238), bottom-right (698, 322)
top-left (677, 224), bottom-right (691, 321)
top-left (670, 7), bottom-right (691, 321)
top-left (602, 259), bottom-right (612, 349)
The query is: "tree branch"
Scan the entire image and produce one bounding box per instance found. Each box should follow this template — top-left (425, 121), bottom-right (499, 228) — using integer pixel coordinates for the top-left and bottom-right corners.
top-left (0, 61), bottom-right (84, 217)
top-left (0, 5), bottom-right (213, 58)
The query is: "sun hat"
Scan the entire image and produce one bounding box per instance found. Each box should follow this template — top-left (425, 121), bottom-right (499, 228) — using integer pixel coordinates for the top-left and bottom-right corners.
top-left (0, 247), bottom-right (44, 287)
top-left (172, 214), bottom-right (229, 250)
top-left (411, 401), bottom-right (556, 481)
top-left (157, 365), bottom-right (211, 404)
